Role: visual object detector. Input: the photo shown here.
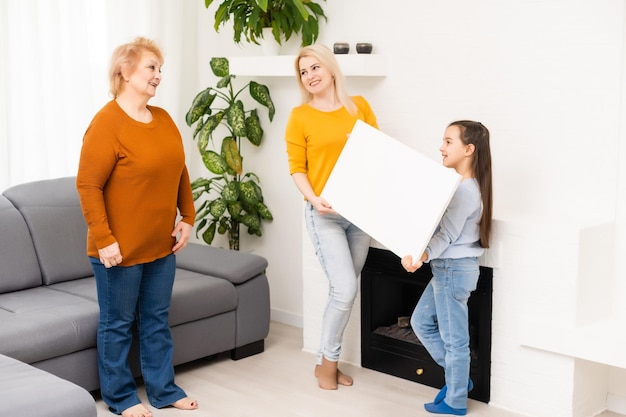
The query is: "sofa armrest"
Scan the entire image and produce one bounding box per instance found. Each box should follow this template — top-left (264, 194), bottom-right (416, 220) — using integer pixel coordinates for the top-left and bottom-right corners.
top-left (175, 242), bottom-right (268, 285)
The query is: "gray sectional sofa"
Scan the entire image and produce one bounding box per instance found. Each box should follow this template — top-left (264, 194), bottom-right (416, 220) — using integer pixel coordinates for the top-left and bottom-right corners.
top-left (0, 176), bottom-right (271, 417)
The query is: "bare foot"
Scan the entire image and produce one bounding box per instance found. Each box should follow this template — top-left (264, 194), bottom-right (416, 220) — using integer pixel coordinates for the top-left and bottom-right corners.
top-left (337, 369), bottom-right (353, 386)
top-left (121, 403), bottom-right (152, 417)
top-left (316, 370), bottom-right (338, 390)
top-left (315, 362), bottom-right (353, 387)
top-left (314, 357), bottom-right (338, 390)
top-left (172, 397), bottom-right (199, 410)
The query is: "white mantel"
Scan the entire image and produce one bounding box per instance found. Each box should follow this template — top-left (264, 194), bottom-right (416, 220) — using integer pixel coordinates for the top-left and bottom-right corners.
top-left (228, 54), bottom-right (387, 77)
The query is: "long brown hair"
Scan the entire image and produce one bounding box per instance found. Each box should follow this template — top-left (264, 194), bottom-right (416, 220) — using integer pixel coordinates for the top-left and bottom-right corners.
top-left (449, 120), bottom-right (493, 248)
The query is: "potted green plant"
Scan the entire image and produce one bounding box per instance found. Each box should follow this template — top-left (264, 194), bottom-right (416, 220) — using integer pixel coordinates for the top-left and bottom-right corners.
top-left (205, 0), bottom-right (327, 47)
top-left (185, 57), bottom-right (275, 250)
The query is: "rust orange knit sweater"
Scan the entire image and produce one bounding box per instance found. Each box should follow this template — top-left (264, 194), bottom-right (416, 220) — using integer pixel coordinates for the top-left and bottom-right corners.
top-left (76, 100), bottom-right (195, 266)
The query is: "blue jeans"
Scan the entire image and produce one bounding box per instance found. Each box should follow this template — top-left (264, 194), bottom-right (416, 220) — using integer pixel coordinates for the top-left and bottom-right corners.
top-left (411, 257), bottom-right (479, 409)
top-left (305, 202), bottom-right (371, 363)
top-left (90, 254), bottom-right (186, 413)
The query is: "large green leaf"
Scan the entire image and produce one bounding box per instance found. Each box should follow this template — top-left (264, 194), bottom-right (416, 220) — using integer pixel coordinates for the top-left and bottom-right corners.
top-left (249, 81), bottom-right (275, 121)
top-left (290, 0), bottom-right (311, 20)
top-left (221, 181), bottom-right (239, 203)
top-left (210, 57), bottom-right (229, 77)
top-left (241, 213), bottom-right (261, 230)
top-left (202, 221), bottom-right (217, 245)
top-left (209, 198), bottom-right (227, 218)
top-left (195, 206), bottom-right (211, 223)
top-left (239, 181), bottom-right (260, 205)
top-left (195, 200), bottom-right (209, 218)
top-left (216, 75), bottom-right (232, 89)
top-left (256, 201), bottom-right (273, 220)
top-left (213, 2), bottom-right (229, 32)
top-left (185, 88), bottom-right (215, 126)
top-left (191, 177), bottom-right (212, 191)
top-left (201, 150), bottom-right (228, 174)
top-left (196, 218), bottom-right (207, 237)
top-left (245, 110), bottom-right (263, 146)
top-left (192, 117), bottom-right (205, 141)
top-left (306, 1), bottom-right (326, 18)
top-left (221, 137), bottom-right (242, 174)
top-left (197, 112), bottom-right (224, 149)
top-left (196, 121), bottom-right (210, 153)
top-left (218, 217), bottom-right (228, 234)
top-left (300, 15), bottom-right (320, 46)
top-left (249, 179), bottom-right (264, 201)
top-left (227, 100), bottom-right (247, 137)
top-left (227, 201), bottom-right (243, 221)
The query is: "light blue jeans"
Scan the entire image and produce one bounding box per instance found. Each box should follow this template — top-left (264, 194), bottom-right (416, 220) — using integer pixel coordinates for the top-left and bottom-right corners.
top-left (90, 254), bottom-right (187, 414)
top-left (411, 257), bottom-right (479, 409)
top-left (305, 202), bottom-right (371, 364)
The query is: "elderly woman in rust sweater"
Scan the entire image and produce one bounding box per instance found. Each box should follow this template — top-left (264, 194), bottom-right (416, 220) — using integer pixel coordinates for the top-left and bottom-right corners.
top-left (76, 37), bottom-right (197, 417)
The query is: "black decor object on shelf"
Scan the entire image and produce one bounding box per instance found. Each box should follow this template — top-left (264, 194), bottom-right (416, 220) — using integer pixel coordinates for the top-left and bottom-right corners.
top-left (356, 42), bottom-right (373, 54)
top-left (333, 42), bottom-right (349, 54)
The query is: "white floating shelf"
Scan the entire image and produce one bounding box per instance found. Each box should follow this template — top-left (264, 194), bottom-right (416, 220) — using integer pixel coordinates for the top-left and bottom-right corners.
top-left (228, 54), bottom-right (387, 77)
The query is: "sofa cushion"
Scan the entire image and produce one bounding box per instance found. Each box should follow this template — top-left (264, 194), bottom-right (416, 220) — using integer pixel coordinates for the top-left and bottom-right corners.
top-left (0, 284), bottom-right (98, 363)
top-left (2, 177), bottom-right (93, 285)
top-left (49, 269), bottom-right (238, 327)
top-left (175, 243), bottom-right (269, 284)
top-left (48, 276), bottom-right (97, 301)
top-left (169, 269), bottom-right (238, 326)
top-left (0, 196), bottom-right (42, 292)
top-left (0, 354), bottom-right (97, 417)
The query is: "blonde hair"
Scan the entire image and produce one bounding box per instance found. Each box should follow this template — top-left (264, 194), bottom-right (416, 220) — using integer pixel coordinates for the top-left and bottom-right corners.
top-left (293, 44), bottom-right (357, 115)
top-left (108, 37), bottom-right (163, 98)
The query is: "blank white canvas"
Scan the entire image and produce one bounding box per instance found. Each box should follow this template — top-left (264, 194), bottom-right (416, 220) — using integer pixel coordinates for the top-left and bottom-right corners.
top-left (322, 120), bottom-right (461, 260)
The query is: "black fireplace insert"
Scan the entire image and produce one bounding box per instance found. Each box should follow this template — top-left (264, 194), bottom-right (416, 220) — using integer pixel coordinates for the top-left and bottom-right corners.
top-left (361, 247), bottom-right (493, 403)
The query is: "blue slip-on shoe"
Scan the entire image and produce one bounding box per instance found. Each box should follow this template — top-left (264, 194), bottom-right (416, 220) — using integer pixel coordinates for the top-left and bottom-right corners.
top-left (424, 400), bottom-right (467, 415)
top-left (433, 378), bottom-right (474, 404)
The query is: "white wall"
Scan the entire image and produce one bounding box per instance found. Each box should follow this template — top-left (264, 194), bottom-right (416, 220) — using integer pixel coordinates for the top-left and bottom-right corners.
top-left (188, 1), bottom-right (626, 416)
top-left (3, 1), bottom-right (623, 416)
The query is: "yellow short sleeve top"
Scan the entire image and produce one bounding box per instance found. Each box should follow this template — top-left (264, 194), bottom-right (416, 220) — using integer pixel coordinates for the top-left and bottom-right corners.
top-left (284, 96), bottom-right (378, 197)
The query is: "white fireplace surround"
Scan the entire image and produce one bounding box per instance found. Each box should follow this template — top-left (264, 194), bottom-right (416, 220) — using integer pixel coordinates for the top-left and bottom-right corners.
top-left (302, 214), bottom-right (625, 417)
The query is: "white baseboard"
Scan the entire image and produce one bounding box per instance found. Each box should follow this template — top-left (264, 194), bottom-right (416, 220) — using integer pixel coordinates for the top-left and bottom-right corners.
top-left (270, 309), bottom-right (303, 328)
top-left (607, 393), bottom-right (626, 414)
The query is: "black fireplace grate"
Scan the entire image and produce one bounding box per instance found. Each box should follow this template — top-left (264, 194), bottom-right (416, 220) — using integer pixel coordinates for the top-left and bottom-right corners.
top-left (361, 247), bottom-right (493, 403)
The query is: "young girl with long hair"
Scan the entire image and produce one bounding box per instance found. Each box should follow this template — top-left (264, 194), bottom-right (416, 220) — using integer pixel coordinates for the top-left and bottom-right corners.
top-left (401, 120), bottom-right (492, 416)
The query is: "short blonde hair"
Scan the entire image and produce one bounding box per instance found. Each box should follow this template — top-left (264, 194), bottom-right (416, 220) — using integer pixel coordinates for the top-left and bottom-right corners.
top-left (108, 37), bottom-right (163, 98)
top-left (293, 44), bottom-right (356, 115)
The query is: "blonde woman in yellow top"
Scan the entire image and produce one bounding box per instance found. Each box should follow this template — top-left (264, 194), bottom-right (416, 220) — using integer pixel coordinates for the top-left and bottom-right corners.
top-left (285, 44), bottom-right (378, 390)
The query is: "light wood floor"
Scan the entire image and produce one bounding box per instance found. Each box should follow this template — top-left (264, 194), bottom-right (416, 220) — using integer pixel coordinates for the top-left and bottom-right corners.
top-left (95, 322), bottom-right (622, 417)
